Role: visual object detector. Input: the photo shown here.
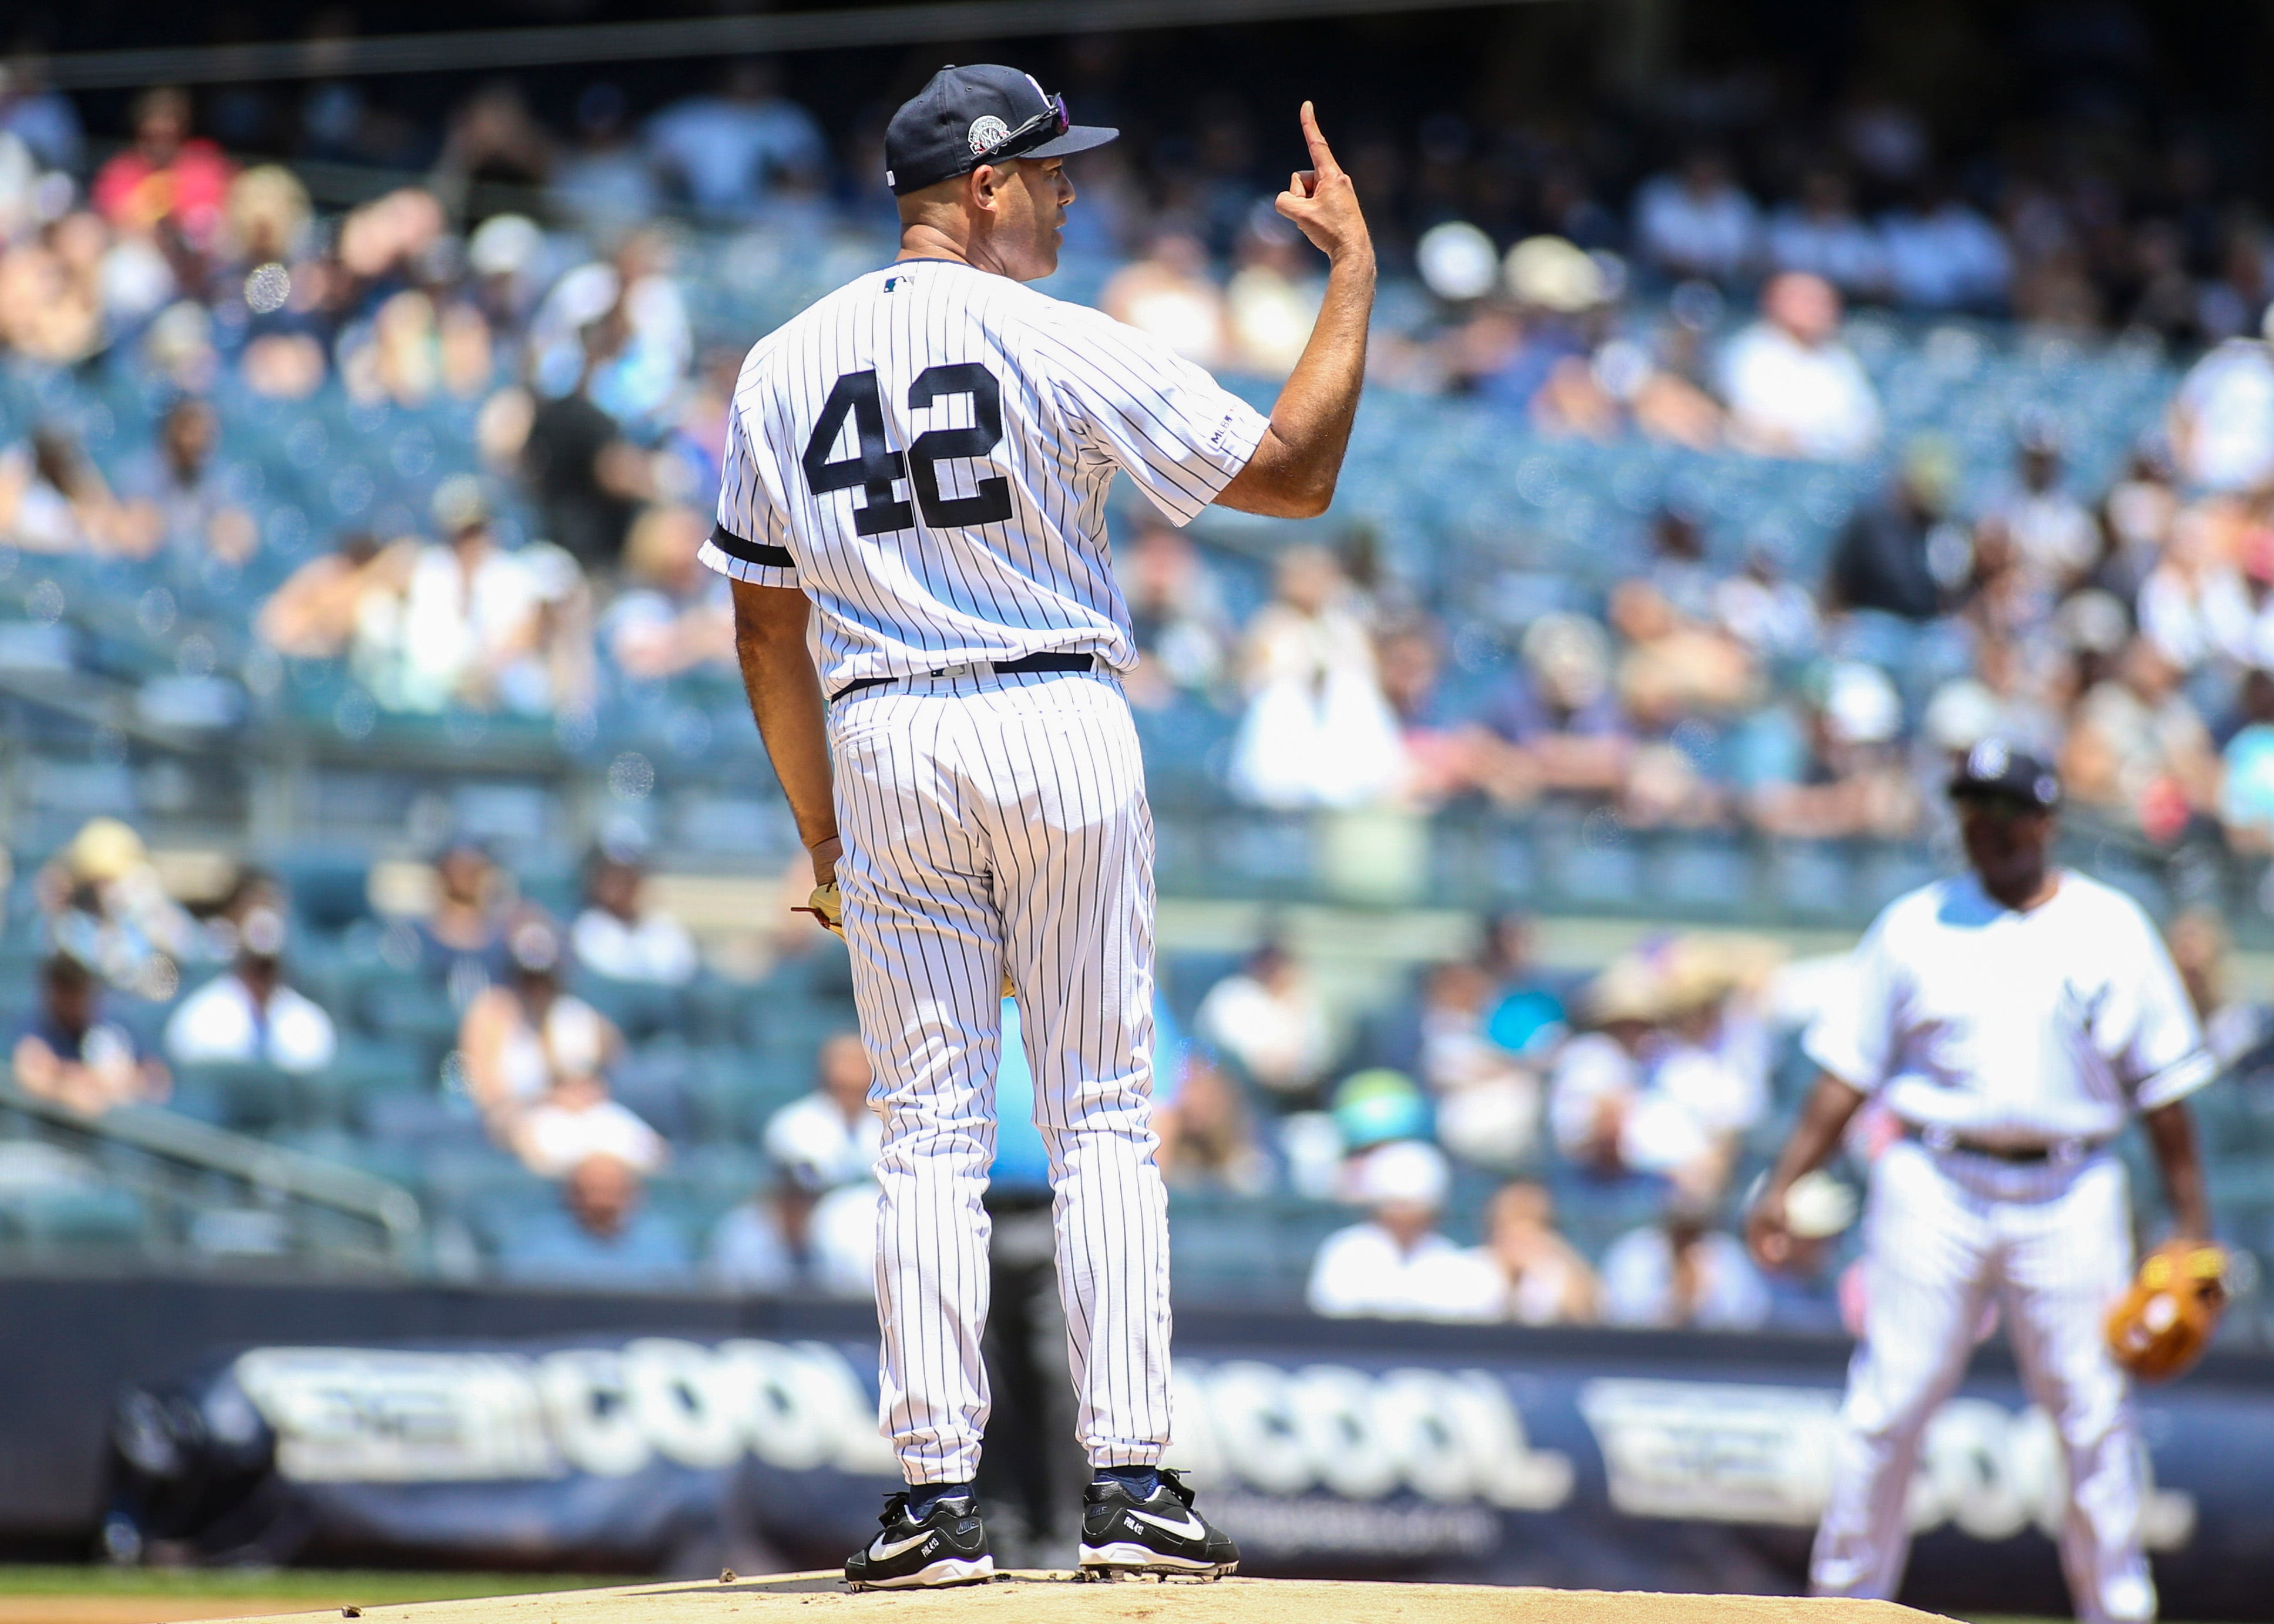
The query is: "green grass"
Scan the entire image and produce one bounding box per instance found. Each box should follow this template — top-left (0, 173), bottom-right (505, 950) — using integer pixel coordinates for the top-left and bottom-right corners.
top-left (0, 1570), bottom-right (638, 1603)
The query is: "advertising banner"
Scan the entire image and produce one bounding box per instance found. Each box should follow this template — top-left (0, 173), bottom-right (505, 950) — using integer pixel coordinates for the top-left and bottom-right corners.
top-left (104, 1324), bottom-right (2274, 1619)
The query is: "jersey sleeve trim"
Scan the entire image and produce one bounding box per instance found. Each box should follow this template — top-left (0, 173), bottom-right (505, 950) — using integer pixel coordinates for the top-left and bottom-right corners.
top-left (699, 524), bottom-right (798, 588)
top-left (2133, 1046), bottom-right (2218, 1112)
top-left (708, 523), bottom-right (794, 570)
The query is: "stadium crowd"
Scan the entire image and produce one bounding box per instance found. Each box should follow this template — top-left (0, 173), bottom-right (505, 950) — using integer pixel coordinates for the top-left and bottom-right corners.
top-left (9, 806), bottom-right (2269, 1324)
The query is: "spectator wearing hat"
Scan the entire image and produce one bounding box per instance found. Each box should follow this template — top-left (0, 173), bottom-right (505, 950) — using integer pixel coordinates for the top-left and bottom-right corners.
top-left (1720, 273), bottom-right (1882, 462)
top-left (501, 1152), bottom-right (693, 1289)
top-left (12, 954), bottom-right (169, 1115)
top-left (38, 817), bottom-right (205, 1001)
top-left (1600, 1195), bottom-right (1772, 1331)
top-left (570, 838), bottom-right (698, 987)
top-left (1547, 956), bottom-right (1664, 1176)
top-left (1195, 939), bottom-right (1338, 1104)
top-left (1306, 1140), bottom-right (1503, 1322)
top-left (164, 905), bottom-right (336, 1074)
top-left (1468, 1180), bottom-right (1600, 1326)
top-left (761, 1033), bottom-right (882, 1191)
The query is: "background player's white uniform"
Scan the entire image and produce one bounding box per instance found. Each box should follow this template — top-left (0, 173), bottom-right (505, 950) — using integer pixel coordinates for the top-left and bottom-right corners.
top-left (701, 258), bottom-right (1268, 1485)
top-left (1802, 870), bottom-right (2215, 1624)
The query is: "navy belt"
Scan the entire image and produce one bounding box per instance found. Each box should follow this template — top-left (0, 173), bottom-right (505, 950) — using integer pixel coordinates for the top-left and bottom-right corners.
top-left (832, 651), bottom-right (1095, 704)
top-left (1904, 1122), bottom-right (2102, 1165)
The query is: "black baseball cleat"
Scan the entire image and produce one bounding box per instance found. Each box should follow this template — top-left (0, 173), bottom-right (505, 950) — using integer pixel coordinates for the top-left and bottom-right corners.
top-left (843, 1491), bottom-right (996, 1591)
top-left (1078, 1468), bottom-right (1239, 1579)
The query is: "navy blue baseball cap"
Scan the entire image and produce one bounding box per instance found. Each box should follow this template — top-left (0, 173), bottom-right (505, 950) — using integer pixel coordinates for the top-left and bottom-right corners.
top-left (1949, 738), bottom-right (2061, 809)
top-left (885, 65), bottom-right (1117, 196)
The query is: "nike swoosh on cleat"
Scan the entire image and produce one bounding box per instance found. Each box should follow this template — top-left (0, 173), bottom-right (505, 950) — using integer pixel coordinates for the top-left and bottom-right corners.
top-left (1126, 1508), bottom-right (1207, 1540)
top-left (868, 1531), bottom-right (935, 1561)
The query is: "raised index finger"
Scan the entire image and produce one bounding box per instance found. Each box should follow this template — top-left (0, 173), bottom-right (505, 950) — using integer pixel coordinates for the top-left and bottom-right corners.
top-left (1299, 99), bottom-right (1341, 177)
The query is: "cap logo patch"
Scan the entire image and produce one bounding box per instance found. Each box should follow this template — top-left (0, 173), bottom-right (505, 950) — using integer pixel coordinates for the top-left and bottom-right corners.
top-left (1969, 739), bottom-right (2009, 779)
top-left (968, 115), bottom-right (1010, 154)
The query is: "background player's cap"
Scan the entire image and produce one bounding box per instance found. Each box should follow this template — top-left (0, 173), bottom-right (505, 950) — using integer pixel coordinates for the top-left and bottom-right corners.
top-left (1948, 737), bottom-right (2061, 809)
top-left (884, 64), bottom-right (1117, 196)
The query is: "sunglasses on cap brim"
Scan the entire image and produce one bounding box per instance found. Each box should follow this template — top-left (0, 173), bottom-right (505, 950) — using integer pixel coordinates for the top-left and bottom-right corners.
top-left (980, 93), bottom-right (1070, 162)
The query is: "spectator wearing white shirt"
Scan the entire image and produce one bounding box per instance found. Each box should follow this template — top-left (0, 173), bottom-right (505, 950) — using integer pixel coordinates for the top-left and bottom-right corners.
top-left (164, 907), bottom-right (336, 1075)
top-left (762, 1033), bottom-right (882, 1191)
top-left (1633, 150), bottom-right (1762, 284)
top-left (707, 1168), bottom-right (878, 1298)
top-left (1988, 425), bottom-right (2100, 596)
top-left (1306, 1141), bottom-right (1503, 1322)
top-left (644, 60), bottom-right (827, 220)
top-left (1879, 174), bottom-right (2011, 311)
top-left (1766, 170), bottom-right (1886, 300)
top-left (2169, 314), bottom-right (2274, 493)
top-left (570, 840), bottom-right (698, 986)
top-left (1195, 940), bottom-right (1338, 1103)
top-left (1601, 1198), bottom-right (1772, 1330)
top-left (1721, 273), bottom-right (1883, 461)
top-left (1469, 1181), bottom-right (1600, 1325)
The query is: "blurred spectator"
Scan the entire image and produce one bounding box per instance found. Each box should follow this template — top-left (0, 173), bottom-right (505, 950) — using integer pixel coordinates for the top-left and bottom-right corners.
top-left (599, 505), bottom-right (734, 679)
top-left (522, 320), bottom-right (654, 571)
top-left (646, 60), bottom-right (827, 220)
top-left (1225, 206), bottom-right (1319, 376)
top-left (1548, 954), bottom-right (1734, 1198)
top-left (1121, 516), bottom-right (1232, 708)
top-left (1600, 1198), bottom-right (1772, 1330)
top-left (257, 532), bottom-right (389, 659)
top-left (1378, 619), bottom-right (1487, 803)
top-left (2166, 907), bottom-right (2269, 1064)
top-left (164, 906), bottom-right (336, 1074)
top-left (12, 954), bottom-right (169, 1115)
top-left (0, 426), bottom-right (137, 556)
top-left (1195, 940), bottom-right (1336, 1103)
top-left (550, 83), bottom-right (663, 245)
top-left (1739, 661), bottom-right (1919, 840)
top-left (1826, 441), bottom-right (1963, 621)
top-left (1100, 229), bottom-right (1230, 368)
top-left (763, 1033), bottom-right (881, 1191)
top-left (1715, 546), bottom-right (1820, 663)
top-left (2061, 638), bottom-right (2220, 842)
top-left (90, 88), bottom-right (233, 252)
top-left (353, 479), bottom-right (592, 715)
top-left (1766, 170), bottom-right (1884, 299)
top-left (1879, 173), bottom-right (2011, 312)
top-left (1720, 273), bottom-right (1882, 460)
top-left (39, 818), bottom-right (203, 1001)
top-left (1476, 913), bottom-right (1568, 1060)
top-left (1633, 150), bottom-right (1760, 284)
top-left (570, 840), bottom-right (698, 986)
top-left (1988, 423), bottom-right (2098, 597)
top-left (2136, 502), bottom-right (2248, 673)
top-left (1474, 613), bottom-right (1630, 805)
top-left (499, 1154), bottom-right (693, 1287)
top-left (429, 82), bottom-right (552, 216)
top-left (2220, 668), bottom-right (2274, 851)
top-left (1469, 1181), bottom-right (1598, 1326)
top-left (2170, 311), bottom-right (2274, 493)
top-left (1228, 545), bottom-right (1403, 808)
top-left (1156, 1051), bottom-right (1272, 1195)
top-left (121, 398), bottom-right (257, 569)
top-left (0, 53), bottom-right (83, 171)
top-left (461, 919), bottom-right (627, 1140)
top-left (1306, 1141), bottom-right (1502, 1321)
top-left (708, 1168), bottom-right (878, 1297)
top-left (414, 839), bottom-right (513, 1001)
top-left (1413, 961), bottom-right (1541, 1169)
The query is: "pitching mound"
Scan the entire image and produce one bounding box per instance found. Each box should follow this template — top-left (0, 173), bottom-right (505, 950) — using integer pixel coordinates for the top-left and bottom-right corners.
top-left (210, 1574), bottom-right (1945, 1624)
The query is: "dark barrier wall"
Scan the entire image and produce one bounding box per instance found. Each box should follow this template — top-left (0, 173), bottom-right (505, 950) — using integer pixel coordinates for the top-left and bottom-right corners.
top-left (8, 1272), bottom-right (2274, 1618)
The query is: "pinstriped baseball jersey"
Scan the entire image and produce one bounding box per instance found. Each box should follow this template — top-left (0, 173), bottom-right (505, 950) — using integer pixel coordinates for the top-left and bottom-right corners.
top-left (698, 257), bottom-right (1269, 688)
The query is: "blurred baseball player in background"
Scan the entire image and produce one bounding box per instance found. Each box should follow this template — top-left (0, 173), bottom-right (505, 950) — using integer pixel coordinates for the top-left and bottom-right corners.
top-left (707, 65), bottom-right (1375, 1588)
top-left (1748, 741), bottom-right (2218, 1624)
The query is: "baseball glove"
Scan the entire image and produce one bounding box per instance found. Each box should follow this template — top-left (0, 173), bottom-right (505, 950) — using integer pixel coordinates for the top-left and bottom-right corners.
top-left (2105, 1241), bottom-right (2228, 1383)
top-left (793, 881), bottom-right (1016, 998)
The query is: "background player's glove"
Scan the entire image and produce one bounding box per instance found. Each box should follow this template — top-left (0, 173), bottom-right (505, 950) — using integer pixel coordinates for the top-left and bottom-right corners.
top-left (2105, 1240), bottom-right (2228, 1383)
top-left (792, 880), bottom-right (1015, 997)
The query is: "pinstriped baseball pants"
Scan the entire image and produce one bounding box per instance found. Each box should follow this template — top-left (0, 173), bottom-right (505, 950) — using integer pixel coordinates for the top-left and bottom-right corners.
top-left (829, 667), bottom-right (1172, 1485)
